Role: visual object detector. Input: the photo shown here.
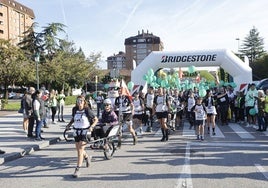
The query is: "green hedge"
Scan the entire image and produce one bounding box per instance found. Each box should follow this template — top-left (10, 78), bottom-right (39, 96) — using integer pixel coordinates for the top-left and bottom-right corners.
top-left (1, 96), bottom-right (77, 111)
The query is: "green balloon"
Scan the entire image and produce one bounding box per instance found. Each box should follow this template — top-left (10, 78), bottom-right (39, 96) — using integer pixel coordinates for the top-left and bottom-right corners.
top-left (127, 81), bottom-right (134, 90)
top-left (161, 80), bottom-right (166, 87)
top-left (148, 68), bottom-right (154, 76)
top-left (104, 84), bottom-right (109, 89)
top-left (199, 89), bottom-right (206, 97)
top-left (188, 66), bottom-right (196, 74)
top-left (249, 108), bottom-right (257, 116)
top-left (143, 74), bottom-right (148, 81)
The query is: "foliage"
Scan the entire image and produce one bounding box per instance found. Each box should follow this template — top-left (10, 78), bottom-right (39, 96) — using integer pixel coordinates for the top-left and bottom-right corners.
top-left (199, 70), bottom-right (215, 82)
top-left (17, 22), bottom-right (103, 93)
top-left (63, 96), bottom-right (76, 106)
top-left (0, 39), bottom-right (29, 99)
top-left (239, 26), bottom-right (266, 64)
top-left (251, 53), bottom-right (268, 80)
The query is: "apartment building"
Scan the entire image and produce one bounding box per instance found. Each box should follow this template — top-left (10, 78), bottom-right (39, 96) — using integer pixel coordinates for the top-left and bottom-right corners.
top-left (0, 0), bottom-right (34, 44)
top-left (124, 30), bottom-right (164, 70)
top-left (107, 51), bottom-right (126, 70)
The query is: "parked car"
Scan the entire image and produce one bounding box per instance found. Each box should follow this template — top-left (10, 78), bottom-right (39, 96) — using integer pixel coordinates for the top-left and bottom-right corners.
top-left (256, 78), bottom-right (268, 92)
top-left (8, 92), bottom-right (17, 99)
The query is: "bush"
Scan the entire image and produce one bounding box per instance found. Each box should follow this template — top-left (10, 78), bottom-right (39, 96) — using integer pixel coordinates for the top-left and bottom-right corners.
top-left (65, 96), bottom-right (76, 105)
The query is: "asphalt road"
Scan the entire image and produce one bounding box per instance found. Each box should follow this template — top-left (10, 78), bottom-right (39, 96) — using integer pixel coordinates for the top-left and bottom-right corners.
top-left (0, 118), bottom-right (268, 188)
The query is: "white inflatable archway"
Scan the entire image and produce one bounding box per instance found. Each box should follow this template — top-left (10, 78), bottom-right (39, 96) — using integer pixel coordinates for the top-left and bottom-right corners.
top-left (131, 49), bottom-right (252, 88)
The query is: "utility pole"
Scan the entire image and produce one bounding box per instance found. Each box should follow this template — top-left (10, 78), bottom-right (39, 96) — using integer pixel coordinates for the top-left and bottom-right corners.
top-left (35, 52), bottom-right (40, 90)
top-left (95, 75), bottom-right (98, 95)
top-left (235, 38), bottom-right (240, 53)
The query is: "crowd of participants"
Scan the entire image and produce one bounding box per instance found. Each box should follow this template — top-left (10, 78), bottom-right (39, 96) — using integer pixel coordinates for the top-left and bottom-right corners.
top-left (9, 82), bottom-right (268, 177)
top-left (16, 82), bottom-right (268, 143)
top-left (92, 83), bottom-right (268, 142)
top-left (19, 86), bottom-right (66, 141)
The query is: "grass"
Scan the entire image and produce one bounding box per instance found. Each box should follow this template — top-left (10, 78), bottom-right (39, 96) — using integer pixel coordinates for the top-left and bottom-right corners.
top-left (1, 96), bottom-right (77, 111)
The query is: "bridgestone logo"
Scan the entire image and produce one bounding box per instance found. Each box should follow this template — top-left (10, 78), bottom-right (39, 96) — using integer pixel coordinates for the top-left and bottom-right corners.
top-left (161, 54), bottom-right (217, 63)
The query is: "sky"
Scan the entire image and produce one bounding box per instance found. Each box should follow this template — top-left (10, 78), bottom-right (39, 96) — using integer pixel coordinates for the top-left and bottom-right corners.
top-left (17, 0), bottom-right (268, 69)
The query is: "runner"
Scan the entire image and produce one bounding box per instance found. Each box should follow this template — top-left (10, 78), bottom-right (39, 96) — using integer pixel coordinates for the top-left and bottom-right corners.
top-left (203, 89), bottom-right (217, 135)
top-left (65, 95), bottom-right (98, 178)
top-left (153, 87), bottom-right (170, 141)
top-left (114, 88), bottom-right (136, 146)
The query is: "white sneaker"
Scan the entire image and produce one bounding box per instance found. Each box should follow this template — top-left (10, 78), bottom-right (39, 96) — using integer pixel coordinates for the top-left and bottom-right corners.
top-left (139, 128), bottom-right (143, 135)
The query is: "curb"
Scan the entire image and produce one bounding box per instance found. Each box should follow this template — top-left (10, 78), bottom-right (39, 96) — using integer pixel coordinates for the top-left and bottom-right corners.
top-left (0, 135), bottom-right (65, 165)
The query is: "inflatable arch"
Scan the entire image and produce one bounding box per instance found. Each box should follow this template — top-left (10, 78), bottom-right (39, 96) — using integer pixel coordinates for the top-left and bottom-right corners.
top-left (131, 49), bottom-right (252, 88)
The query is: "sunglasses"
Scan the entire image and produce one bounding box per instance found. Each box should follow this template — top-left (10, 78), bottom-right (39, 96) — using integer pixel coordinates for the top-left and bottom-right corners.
top-left (76, 99), bottom-right (84, 103)
top-left (104, 104), bottom-right (110, 106)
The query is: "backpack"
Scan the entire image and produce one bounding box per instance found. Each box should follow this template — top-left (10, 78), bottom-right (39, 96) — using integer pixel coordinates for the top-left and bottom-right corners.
top-left (115, 95), bottom-right (132, 108)
top-left (73, 106), bottom-right (94, 124)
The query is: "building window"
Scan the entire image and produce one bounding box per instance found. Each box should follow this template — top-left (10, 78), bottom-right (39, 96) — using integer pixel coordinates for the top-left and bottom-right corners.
top-left (0, 13), bottom-right (3, 16)
top-left (0, 21), bottom-right (3, 25)
top-left (138, 38), bottom-right (146, 43)
top-left (0, 30), bottom-right (4, 34)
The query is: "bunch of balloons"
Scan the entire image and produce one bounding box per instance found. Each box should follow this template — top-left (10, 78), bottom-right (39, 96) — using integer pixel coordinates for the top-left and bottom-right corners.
top-left (130, 66), bottom-right (238, 97)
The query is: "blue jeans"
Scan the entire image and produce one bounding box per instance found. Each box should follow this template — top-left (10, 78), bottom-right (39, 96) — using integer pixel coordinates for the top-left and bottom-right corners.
top-left (257, 115), bottom-right (265, 130)
top-left (35, 119), bottom-right (43, 138)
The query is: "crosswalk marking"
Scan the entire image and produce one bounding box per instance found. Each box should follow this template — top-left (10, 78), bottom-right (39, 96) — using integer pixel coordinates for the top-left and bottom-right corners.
top-left (154, 128), bottom-right (162, 137)
top-left (228, 124), bottom-right (255, 139)
top-left (182, 122), bottom-right (225, 138)
top-left (262, 131), bottom-right (268, 136)
top-left (255, 164), bottom-right (268, 180)
top-left (209, 125), bottom-right (225, 138)
top-left (182, 127), bottom-right (196, 137)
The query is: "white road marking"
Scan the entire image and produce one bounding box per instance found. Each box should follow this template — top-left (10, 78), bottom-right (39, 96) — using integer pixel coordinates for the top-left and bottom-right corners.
top-left (190, 142), bottom-right (268, 148)
top-left (175, 142), bottom-right (193, 188)
top-left (255, 164), bottom-right (268, 180)
top-left (209, 125), bottom-right (225, 138)
top-left (228, 124), bottom-right (255, 139)
top-left (182, 125), bottom-right (196, 137)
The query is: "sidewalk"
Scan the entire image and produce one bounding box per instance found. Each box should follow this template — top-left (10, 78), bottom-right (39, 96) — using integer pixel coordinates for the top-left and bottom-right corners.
top-left (0, 106), bottom-right (74, 165)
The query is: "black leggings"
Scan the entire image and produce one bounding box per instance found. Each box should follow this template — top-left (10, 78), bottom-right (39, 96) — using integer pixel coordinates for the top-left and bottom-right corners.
top-left (51, 107), bottom-right (57, 122)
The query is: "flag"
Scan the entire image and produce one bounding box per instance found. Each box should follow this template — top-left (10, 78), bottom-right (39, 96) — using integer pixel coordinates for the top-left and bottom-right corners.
top-left (141, 82), bottom-right (148, 93)
top-left (179, 67), bottom-right (183, 79)
top-left (120, 79), bottom-right (131, 97)
top-left (133, 59), bottom-right (137, 69)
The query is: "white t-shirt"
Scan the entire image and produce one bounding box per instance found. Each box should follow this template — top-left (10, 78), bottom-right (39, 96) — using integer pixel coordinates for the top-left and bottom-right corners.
top-left (145, 93), bottom-right (154, 108)
top-left (193, 104), bottom-right (206, 120)
top-left (155, 95), bottom-right (168, 112)
top-left (187, 97), bottom-right (195, 112)
top-left (133, 98), bottom-right (143, 115)
top-left (73, 110), bottom-right (90, 129)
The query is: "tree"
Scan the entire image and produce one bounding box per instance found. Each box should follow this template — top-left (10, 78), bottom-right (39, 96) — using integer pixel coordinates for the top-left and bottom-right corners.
top-left (42, 22), bottom-right (66, 60)
top-left (251, 54), bottom-right (268, 80)
top-left (17, 22), bottom-right (103, 93)
top-left (239, 26), bottom-right (266, 64)
top-left (0, 39), bottom-right (28, 100)
top-left (18, 22), bottom-right (44, 59)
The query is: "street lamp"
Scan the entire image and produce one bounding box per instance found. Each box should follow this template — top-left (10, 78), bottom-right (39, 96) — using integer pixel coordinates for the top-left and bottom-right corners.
top-left (35, 52), bottom-right (40, 90)
top-left (95, 75), bottom-right (98, 95)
